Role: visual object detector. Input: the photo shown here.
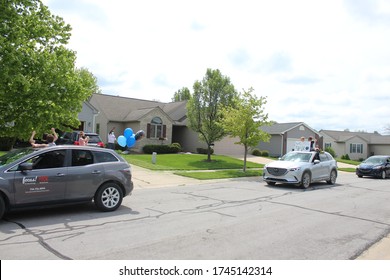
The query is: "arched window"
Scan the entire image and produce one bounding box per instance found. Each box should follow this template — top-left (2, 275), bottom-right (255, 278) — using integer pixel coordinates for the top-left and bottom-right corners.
top-left (150, 117), bottom-right (163, 139)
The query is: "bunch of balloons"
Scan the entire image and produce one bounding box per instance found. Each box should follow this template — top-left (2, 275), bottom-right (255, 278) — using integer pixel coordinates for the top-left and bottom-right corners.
top-left (117, 128), bottom-right (145, 148)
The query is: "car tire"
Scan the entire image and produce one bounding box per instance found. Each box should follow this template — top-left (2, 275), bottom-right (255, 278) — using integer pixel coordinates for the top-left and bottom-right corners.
top-left (94, 182), bottom-right (123, 212)
top-left (266, 181), bottom-right (276, 186)
top-left (381, 170), bottom-right (386, 179)
top-left (0, 196), bottom-right (5, 220)
top-left (301, 172), bottom-right (311, 189)
top-left (327, 170), bottom-right (337, 184)
top-left (357, 175), bottom-right (363, 178)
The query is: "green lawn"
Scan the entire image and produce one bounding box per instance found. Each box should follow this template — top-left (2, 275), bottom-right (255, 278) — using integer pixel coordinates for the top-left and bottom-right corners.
top-left (336, 158), bottom-right (361, 165)
top-left (122, 153), bottom-right (263, 170)
top-left (174, 169), bottom-right (262, 180)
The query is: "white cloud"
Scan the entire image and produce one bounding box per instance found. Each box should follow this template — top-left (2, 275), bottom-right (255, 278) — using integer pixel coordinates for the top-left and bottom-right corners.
top-left (42, 0), bottom-right (390, 133)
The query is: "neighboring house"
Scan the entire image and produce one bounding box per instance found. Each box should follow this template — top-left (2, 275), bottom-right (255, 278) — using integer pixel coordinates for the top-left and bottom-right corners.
top-left (78, 101), bottom-right (99, 133)
top-left (320, 130), bottom-right (390, 160)
top-left (87, 93), bottom-right (206, 152)
top-left (255, 122), bottom-right (322, 157)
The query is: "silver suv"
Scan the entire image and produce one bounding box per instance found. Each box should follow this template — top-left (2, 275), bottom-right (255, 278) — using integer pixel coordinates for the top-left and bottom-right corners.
top-left (0, 145), bottom-right (133, 219)
top-left (263, 151), bottom-right (338, 188)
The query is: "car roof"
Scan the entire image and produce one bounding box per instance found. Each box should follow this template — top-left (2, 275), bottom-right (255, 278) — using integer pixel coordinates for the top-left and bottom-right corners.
top-left (368, 155), bottom-right (390, 158)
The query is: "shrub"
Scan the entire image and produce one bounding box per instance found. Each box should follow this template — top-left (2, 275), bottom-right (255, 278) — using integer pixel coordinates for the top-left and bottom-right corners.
top-left (252, 148), bottom-right (261, 156)
top-left (341, 154), bottom-right (350, 160)
top-left (170, 142), bottom-right (182, 152)
top-left (261, 150), bottom-right (269, 157)
top-left (143, 144), bottom-right (181, 154)
top-left (0, 137), bottom-right (15, 151)
top-left (196, 147), bottom-right (214, 155)
top-left (325, 147), bottom-right (336, 158)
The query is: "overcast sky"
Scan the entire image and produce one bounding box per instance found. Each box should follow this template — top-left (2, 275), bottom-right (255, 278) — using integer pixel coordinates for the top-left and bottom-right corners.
top-left (42, 0), bottom-right (390, 134)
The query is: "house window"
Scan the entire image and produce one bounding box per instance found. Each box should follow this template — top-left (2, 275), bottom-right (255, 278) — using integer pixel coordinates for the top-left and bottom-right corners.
top-left (150, 117), bottom-right (163, 139)
top-left (96, 123), bottom-right (100, 134)
top-left (350, 143), bottom-right (363, 154)
top-left (325, 143), bottom-right (332, 149)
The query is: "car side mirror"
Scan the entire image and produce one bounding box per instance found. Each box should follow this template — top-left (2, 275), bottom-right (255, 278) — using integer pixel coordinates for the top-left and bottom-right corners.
top-left (19, 162), bottom-right (33, 172)
top-left (313, 159), bottom-right (320, 164)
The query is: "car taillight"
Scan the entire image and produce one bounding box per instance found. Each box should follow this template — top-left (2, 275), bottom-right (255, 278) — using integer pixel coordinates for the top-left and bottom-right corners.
top-left (74, 141), bottom-right (80, 145)
top-left (97, 142), bottom-right (105, 148)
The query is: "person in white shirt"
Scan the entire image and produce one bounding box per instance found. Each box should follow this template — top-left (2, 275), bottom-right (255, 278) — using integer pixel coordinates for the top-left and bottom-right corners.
top-left (108, 127), bottom-right (116, 149)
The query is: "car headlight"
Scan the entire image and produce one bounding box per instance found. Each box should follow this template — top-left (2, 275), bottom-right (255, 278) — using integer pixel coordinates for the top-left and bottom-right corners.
top-left (289, 167), bottom-right (301, 171)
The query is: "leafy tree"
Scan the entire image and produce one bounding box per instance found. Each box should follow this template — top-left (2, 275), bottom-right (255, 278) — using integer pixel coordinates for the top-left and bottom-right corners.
top-left (172, 87), bottom-right (191, 102)
top-left (0, 0), bottom-right (99, 147)
top-left (220, 88), bottom-right (271, 171)
top-left (187, 68), bottom-right (237, 161)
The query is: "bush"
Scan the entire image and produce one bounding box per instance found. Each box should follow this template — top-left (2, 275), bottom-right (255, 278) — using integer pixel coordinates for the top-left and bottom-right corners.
top-left (341, 154), bottom-right (350, 160)
top-left (196, 147), bottom-right (214, 155)
top-left (261, 150), bottom-right (269, 157)
top-left (0, 137), bottom-right (15, 151)
top-left (252, 148), bottom-right (261, 156)
top-left (143, 144), bottom-right (181, 154)
top-left (170, 142), bottom-right (182, 152)
top-left (325, 147), bottom-right (336, 158)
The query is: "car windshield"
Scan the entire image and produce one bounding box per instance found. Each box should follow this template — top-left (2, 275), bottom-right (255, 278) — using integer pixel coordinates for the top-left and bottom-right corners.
top-left (281, 152), bottom-right (312, 162)
top-left (364, 157), bottom-right (387, 165)
top-left (0, 148), bottom-right (36, 167)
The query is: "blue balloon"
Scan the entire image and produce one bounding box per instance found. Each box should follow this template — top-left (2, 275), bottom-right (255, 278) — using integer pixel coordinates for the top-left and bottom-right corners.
top-left (127, 135), bottom-right (136, 148)
top-left (124, 128), bottom-right (134, 139)
top-left (117, 135), bottom-right (126, 147)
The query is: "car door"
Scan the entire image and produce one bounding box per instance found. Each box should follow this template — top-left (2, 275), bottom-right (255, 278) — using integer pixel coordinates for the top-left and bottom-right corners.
top-left (385, 157), bottom-right (390, 177)
top-left (317, 153), bottom-right (332, 179)
top-left (65, 149), bottom-right (105, 200)
top-left (13, 149), bottom-right (67, 205)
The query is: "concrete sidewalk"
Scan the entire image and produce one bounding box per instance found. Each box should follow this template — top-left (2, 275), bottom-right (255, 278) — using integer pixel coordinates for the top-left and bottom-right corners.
top-left (129, 155), bottom-right (389, 260)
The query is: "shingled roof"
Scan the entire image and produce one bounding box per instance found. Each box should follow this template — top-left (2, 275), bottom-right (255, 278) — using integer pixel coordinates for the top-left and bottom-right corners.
top-left (320, 129), bottom-right (390, 144)
top-left (89, 93), bottom-right (187, 124)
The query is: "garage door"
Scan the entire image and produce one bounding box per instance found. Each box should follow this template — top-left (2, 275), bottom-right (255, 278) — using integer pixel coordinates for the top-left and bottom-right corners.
top-left (213, 136), bottom-right (244, 156)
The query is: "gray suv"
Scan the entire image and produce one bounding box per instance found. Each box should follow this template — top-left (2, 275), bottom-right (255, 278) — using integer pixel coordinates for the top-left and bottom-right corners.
top-left (0, 145), bottom-right (133, 219)
top-left (263, 151), bottom-right (338, 188)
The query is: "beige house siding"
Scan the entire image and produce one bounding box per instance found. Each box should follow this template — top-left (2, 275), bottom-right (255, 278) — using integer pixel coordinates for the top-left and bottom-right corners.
top-left (369, 145), bottom-right (390, 156)
top-left (345, 136), bottom-right (368, 160)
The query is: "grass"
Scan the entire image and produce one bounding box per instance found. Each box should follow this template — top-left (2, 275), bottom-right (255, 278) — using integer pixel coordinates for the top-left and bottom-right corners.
top-left (121, 153), bottom-right (263, 170)
top-left (174, 169), bottom-right (262, 180)
top-left (337, 158), bottom-right (361, 165)
top-left (338, 167), bottom-right (356, 173)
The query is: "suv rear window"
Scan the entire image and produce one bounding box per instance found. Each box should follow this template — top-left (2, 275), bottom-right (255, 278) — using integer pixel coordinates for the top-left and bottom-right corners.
top-left (93, 151), bottom-right (119, 163)
top-left (86, 134), bottom-right (102, 143)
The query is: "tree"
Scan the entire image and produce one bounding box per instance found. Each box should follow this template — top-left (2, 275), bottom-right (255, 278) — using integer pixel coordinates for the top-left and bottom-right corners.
top-left (172, 87), bottom-right (191, 102)
top-left (0, 0), bottom-right (99, 147)
top-left (220, 88), bottom-right (271, 171)
top-left (187, 68), bottom-right (237, 161)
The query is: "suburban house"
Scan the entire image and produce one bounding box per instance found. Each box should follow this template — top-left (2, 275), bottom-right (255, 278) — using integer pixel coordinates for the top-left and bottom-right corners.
top-left (254, 122), bottom-right (322, 157)
top-left (80, 93), bottom-right (206, 153)
top-left (320, 130), bottom-right (390, 160)
top-left (77, 101), bottom-right (99, 133)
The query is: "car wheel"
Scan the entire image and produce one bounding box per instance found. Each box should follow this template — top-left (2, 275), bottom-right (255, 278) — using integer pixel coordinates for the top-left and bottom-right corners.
top-left (327, 170), bottom-right (337, 184)
top-left (94, 182), bottom-right (123, 212)
top-left (357, 175), bottom-right (363, 178)
top-left (266, 181), bottom-right (276, 186)
top-left (0, 196), bottom-right (5, 220)
top-left (301, 172), bottom-right (311, 189)
top-left (381, 170), bottom-right (386, 179)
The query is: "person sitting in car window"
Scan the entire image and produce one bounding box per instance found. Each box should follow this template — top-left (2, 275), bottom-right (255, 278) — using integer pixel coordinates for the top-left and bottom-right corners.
top-left (29, 128), bottom-right (58, 148)
top-left (79, 131), bottom-right (89, 146)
